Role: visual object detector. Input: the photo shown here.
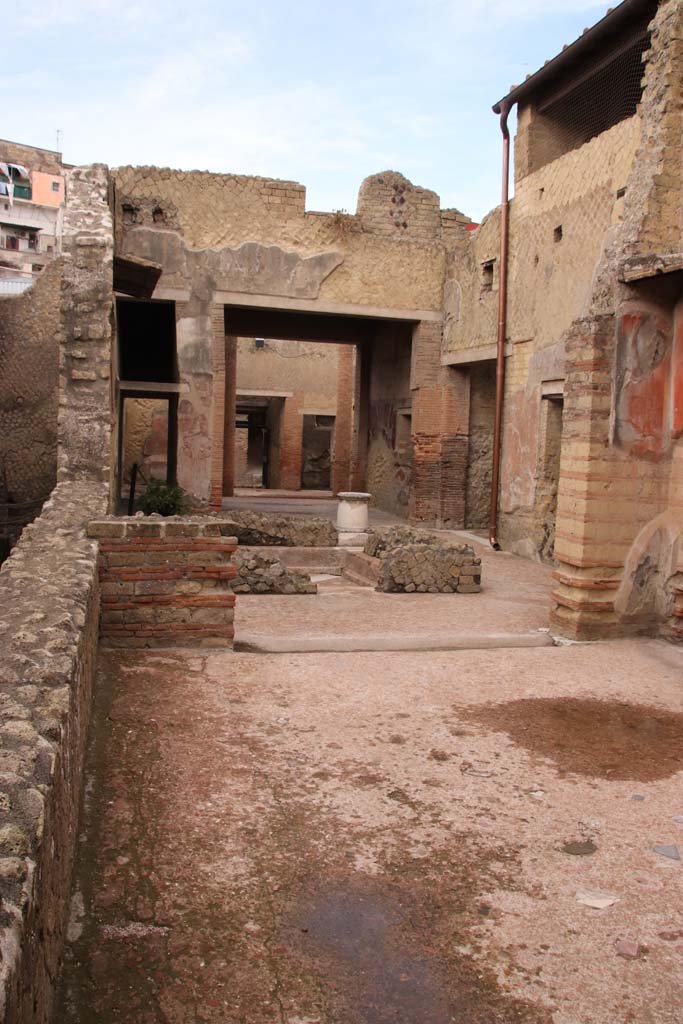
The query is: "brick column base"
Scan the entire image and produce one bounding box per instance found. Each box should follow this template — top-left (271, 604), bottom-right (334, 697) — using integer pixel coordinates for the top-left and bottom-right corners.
top-left (90, 518), bottom-right (237, 648)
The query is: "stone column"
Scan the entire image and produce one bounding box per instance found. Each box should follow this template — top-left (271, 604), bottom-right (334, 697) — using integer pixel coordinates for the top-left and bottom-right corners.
top-left (208, 309), bottom-right (228, 510)
top-left (59, 164), bottom-right (114, 497)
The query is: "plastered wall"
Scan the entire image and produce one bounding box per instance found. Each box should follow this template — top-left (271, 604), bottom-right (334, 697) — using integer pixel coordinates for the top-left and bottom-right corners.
top-left (444, 112), bottom-right (642, 558)
top-left (237, 338), bottom-right (339, 414)
top-left (112, 168), bottom-right (450, 313)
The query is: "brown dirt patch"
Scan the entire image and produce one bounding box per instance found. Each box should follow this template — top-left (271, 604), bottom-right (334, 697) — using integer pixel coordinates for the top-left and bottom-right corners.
top-left (281, 858), bottom-right (552, 1024)
top-left (464, 697), bottom-right (683, 781)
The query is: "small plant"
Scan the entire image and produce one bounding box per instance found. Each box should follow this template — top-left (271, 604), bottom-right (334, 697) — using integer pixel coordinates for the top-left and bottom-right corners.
top-left (139, 479), bottom-right (187, 517)
top-left (332, 208), bottom-right (356, 240)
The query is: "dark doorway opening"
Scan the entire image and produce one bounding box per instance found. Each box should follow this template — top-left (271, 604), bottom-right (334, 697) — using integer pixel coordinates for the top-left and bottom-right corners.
top-left (115, 298), bottom-right (180, 507)
top-left (538, 393), bottom-right (564, 561)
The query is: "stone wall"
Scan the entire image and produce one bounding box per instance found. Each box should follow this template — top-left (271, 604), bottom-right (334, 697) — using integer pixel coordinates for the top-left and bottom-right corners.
top-left (59, 165), bottom-right (114, 489)
top-left (0, 479), bottom-right (106, 1024)
top-left (0, 260), bottom-right (61, 551)
top-left (216, 510), bottom-right (337, 547)
top-left (92, 518), bottom-right (237, 647)
top-left (365, 526), bottom-right (481, 594)
top-left (231, 550), bottom-right (316, 594)
top-left (0, 162), bottom-right (116, 1022)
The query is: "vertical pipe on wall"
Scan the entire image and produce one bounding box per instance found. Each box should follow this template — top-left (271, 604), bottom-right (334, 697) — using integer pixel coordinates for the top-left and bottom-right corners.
top-left (489, 104), bottom-right (512, 550)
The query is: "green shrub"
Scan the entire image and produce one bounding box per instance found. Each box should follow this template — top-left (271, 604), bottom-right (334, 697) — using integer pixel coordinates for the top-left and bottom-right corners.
top-left (139, 479), bottom-right (187, 517)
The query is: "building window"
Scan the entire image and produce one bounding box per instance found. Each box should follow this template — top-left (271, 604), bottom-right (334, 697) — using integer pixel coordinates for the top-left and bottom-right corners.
top-left (254, 338), bottom-right (266, 350)
top-left (481, 259), bottom-right (495, 292)
top-left (52, 181), bottom-right (60, 193)
top-left (314, 415), bottom-right (335, 430)
top-left (396, 410), bottom-right (412, 449)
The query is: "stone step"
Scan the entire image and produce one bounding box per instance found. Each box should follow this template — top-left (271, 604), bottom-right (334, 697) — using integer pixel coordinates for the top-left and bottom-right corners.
top-left (342, 551), bottom-right (380, 587)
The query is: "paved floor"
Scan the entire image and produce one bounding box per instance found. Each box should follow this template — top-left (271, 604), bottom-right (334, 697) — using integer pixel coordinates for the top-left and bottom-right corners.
top-left (57, 580), bottom-right (683, 1023)
top-left (236, 560), bottom-right (554, 652)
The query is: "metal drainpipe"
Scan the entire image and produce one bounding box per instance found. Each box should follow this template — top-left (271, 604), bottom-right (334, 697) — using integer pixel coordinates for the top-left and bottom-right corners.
top-left (489, 103), bottom-right (512, 550)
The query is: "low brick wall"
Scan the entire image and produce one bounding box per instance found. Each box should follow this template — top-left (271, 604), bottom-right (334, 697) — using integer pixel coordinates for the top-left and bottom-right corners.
top-left (89, 518), bottom-right (238, 648)
top-left (0, 479), bottom-right (106, 1024)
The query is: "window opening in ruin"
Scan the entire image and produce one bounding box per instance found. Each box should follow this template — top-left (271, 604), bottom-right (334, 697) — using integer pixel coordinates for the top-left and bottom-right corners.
top-left (121, 203), bottom-right (138, 225)
top-left (117, 298), bottom-right (178, 384)
top-left (481, 260), bottom-right (495, 293)
top-left (538, 394), bottom-right (564, 562)
top-left (553, 226), bottom-right (563, 243)
top-left (396, 410), bottom-right (412, 450)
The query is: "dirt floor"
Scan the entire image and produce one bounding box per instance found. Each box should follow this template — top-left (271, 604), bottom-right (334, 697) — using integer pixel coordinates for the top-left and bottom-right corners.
top-left (56, 610), bottom-right (683, 1023)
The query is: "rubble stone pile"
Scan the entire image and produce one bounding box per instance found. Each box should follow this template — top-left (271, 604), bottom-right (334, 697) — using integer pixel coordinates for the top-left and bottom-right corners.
top-left (217, 511), bottom-right (337, 547)
top-left (231, 551), bottom-right (317, 594)
top-left (365, 526), bottom-right (481, 594)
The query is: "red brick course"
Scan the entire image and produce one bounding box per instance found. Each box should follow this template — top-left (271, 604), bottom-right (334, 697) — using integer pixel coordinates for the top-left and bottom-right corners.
top-left (89, 518), bottom-right (237, 648)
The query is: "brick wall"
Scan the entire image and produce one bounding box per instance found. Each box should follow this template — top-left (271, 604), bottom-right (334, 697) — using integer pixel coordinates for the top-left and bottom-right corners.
top-left (278, 392), bottom-right (304, 490)
top-left (91, 519), bottom-right (237, 648)
top-left (410, 322), bottom-right (469, 527)
top-left (357, 171), bottom-right (442, 243)
top-left (332, 344), bottom-right (356, 493)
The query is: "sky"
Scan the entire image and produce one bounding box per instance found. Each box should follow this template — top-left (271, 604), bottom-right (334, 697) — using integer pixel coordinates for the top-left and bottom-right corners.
top-left (6, 0), bottom-right (611, 222)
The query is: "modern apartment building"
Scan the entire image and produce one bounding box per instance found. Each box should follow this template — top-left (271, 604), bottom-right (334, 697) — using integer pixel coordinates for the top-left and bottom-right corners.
top-left (0, 139), bottom-right (65, 292)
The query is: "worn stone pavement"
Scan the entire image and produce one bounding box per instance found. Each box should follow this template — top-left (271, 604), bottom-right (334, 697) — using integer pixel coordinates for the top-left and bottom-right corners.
top-left (56, 584), bottom-right (683, 1024)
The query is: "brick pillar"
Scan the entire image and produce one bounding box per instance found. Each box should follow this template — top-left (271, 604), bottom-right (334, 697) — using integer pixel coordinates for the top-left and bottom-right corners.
top-left (551, 316), bottom-right (622, 638)
top-left (351, 342), bottom-right (371, 491)
top-left (410, 321), bottom-right (469, 527)
top-left (209, 308), bottom-right (226, 510)
top-left (222, 334), bottom-right (237, 499)
top-left (279, 391), bottom-right (304, 490)
top-left (332, 343), bottom-right (356, 493)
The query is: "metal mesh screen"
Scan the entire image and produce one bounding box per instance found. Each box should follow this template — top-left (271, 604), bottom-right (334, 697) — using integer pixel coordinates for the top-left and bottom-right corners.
top-left (539, 34), bottom-right (650, 152)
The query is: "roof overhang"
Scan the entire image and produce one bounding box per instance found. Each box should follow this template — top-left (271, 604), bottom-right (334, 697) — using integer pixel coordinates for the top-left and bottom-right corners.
top-left (113, 254), bottom-right (163, 299)
top-left (492, 0), bottom-right (657, 114)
